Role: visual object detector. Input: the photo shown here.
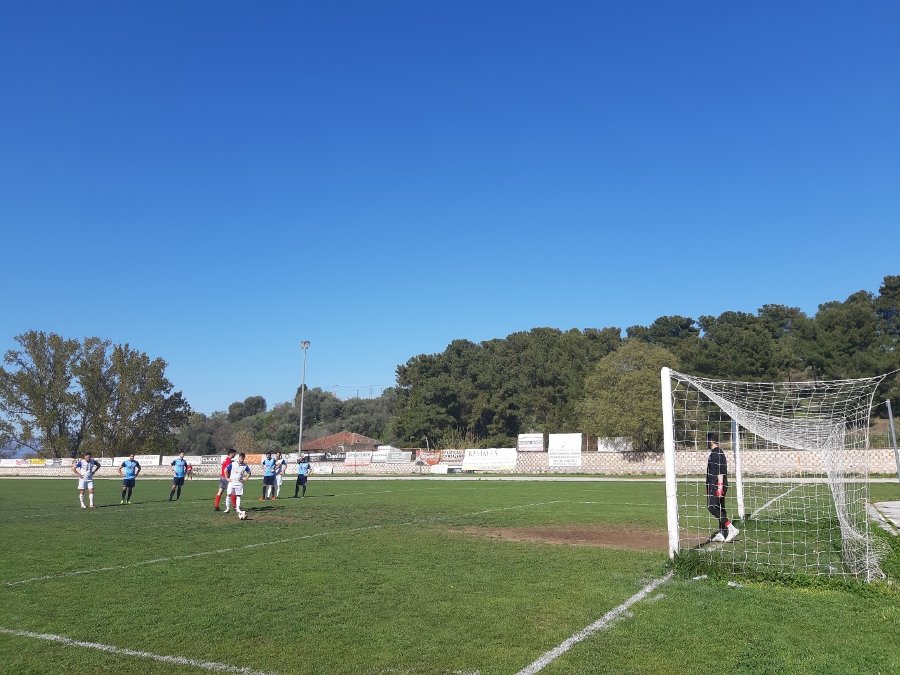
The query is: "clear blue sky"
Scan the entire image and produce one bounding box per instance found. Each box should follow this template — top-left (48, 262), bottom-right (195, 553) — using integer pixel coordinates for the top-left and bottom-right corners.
top-left (3, 1), bottom-right (898, 414)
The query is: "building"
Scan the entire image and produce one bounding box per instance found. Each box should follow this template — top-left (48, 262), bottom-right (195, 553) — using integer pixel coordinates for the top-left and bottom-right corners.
top-left (301, 431), bottom-right (381, 455)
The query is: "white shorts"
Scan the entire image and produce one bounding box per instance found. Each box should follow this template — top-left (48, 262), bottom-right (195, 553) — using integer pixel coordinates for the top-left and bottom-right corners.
top-left (226, 483), bottom-right (244, 496)
top-left (78, 479), bottom-right (94, 490)
top-left (276, 474), bottom-right (283, 486)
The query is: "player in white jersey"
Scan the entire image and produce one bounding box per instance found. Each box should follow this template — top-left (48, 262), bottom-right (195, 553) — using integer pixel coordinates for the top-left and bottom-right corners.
top-left (224, 452), bottom-right (252, 517)
top-left (274, 452), bottom-right (288, 498)
top-left (72, 452), bottom-right (102, 509)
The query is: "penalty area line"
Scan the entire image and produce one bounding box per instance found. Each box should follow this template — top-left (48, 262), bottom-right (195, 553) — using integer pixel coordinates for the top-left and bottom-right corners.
top-left (515, 572), bottom-right (673, 675)
top-left (0, 626), bottom-right (275, 675)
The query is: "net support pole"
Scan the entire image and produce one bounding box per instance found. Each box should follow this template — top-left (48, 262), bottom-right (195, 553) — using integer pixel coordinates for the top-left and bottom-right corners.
top-left (887, 400), bottom-right (900, 486)
top-left (731, 418), bottom-right (746, 520)
top-left (661, 367), bottom-right (679, 558)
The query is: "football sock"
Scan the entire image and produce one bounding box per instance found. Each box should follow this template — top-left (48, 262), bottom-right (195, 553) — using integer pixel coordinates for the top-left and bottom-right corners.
top-left (89, 493), bottom-right (94, 507)
top-left (176, 485), bottom-right (182, 499)
top-left (215, 494), bottom-right (221, 509)
top-left (235, 496), bottom-right (242, 511)
top-left (79, 495), bottom-right (85, 507)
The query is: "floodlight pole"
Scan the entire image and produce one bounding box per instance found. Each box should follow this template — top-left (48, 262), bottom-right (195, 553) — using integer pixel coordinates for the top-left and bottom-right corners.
top-left (298, 341), bottom-right (310, 457)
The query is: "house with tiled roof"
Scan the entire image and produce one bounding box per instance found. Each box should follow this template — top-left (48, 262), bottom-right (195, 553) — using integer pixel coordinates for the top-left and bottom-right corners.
top-left (301, 431), bottom-right (381, 453)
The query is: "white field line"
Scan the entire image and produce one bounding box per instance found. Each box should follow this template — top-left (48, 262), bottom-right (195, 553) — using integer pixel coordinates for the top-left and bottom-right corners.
top-left (750, 484), bottom-right (803, 520)
top-left (515, 572), bottom-right (674, 675)
top-left (5, 500), bottom-right (562, 587)
top-left (0, 626), bottom-right (275, 674)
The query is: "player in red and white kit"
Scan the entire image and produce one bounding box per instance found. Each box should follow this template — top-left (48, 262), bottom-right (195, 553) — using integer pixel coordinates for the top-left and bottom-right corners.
top-left (224, 452), bottom-right (251, 518)
top-left (214, 448), bottom-right (237, 511)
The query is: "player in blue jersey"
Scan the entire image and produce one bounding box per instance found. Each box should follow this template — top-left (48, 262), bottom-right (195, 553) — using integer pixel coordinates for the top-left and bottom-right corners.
top-left (224, 452), bottom-right (252, 517)
top-left (72, 452), bottom-right (102, 509)
top-left (274, 452), bottom-right (288, 498)
top-left (168, 452), bottom-right (189, 501)
top-left (118, 453), bottom-right (142, 504)
top-left (260, 451), bottom-right (277, 501)
top-left (293, 455), bottom-right (311, 498)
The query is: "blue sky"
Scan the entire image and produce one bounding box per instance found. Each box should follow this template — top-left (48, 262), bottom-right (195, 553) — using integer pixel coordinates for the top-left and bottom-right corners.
top-left (3, 1), bottom-right (898, 414)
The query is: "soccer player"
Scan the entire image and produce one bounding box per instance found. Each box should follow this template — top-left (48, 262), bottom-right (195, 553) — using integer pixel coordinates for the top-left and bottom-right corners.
top-left (215, 448), bottom-right (237, 511)
top-left (168, 451), bottom-right (189, 501)
top-left (293, 455), bottom-right (311, 498)
top-left (706, 433), bottom-right (739, 543)
top-left (260, 451), bottom-right (277, 500)
top-left (73, 452), bottom-right (101, 509)
top-left (274, 452), bottom-right (288, 498)
top-left (224, 452), bottom-right (251, 517)
top-left (118, 453), bottom-right (141, 504)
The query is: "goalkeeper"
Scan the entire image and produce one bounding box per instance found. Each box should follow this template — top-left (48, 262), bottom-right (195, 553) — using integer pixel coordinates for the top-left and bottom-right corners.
top-left (706, 433), bottom-right (739, 543)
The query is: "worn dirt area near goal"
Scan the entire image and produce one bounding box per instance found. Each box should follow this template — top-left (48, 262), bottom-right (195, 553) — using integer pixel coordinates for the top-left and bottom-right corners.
top-left (455, 524), bottom-right (668, 551)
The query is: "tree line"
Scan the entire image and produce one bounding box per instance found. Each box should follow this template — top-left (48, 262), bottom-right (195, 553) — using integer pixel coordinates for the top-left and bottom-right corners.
top-left (2, 276), bottom-right (897, 457)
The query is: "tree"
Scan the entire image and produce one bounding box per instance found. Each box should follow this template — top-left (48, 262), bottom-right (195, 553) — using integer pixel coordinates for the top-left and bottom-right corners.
top-left (228, 395), bottom-right (267, 423)
top-left (85, 343), bottom-right (191, 456)
top-left (0, 331), bottom-right (190, 457)
top-left (0, 331), bottom-right (86, 456)
top-left (578, 340), bottom-right (678, 451)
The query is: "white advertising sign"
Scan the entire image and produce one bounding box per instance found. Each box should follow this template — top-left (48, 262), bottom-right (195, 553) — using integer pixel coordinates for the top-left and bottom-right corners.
top-left (387, 451), bottom-right (412, 463)
top-left (548, 433), bottom-right (583, 468)
top-left (429, 463), bottom-right (449, 474)
top-left (0, 459), bottom-right (20, 467)
top-left (118, 455), bottom-right (164, 466)
top-left (597, 437), bottom-right (633, 453)
top-left (370, 449), bottom-right (390, 463)
top-left (461, 448), bottom-right (517, 471)
top-left (517, 433), bottom-right (545, 452)
top-left (344, 451), bottom-right (373, 466)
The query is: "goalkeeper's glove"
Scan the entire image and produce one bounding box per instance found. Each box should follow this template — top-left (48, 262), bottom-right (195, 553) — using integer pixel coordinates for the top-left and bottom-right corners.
top-left (715, 485), bottom-right (724, 498)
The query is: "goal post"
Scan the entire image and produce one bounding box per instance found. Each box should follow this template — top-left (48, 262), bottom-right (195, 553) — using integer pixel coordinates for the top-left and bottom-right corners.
top-left (661, 368), bottom-right (888, 581)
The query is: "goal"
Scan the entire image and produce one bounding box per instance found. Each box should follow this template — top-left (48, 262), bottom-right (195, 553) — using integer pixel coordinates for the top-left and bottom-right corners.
top-left (661, 367), bottom-right (887, 581)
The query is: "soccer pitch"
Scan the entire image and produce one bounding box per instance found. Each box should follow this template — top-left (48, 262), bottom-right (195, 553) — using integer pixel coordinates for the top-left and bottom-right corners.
top-left (1, 478), bottom-right (899, 674)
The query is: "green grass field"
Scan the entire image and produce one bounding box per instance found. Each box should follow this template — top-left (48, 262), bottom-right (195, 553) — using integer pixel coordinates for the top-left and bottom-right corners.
top-left (1, 477), bottom-right (899, 674)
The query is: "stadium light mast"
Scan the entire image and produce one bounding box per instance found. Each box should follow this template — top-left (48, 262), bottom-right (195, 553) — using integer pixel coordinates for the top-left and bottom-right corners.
top-left (298, 340), bottom-right (310, 457)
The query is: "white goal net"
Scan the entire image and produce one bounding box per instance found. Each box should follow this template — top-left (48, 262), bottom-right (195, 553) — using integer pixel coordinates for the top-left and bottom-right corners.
top-left (661, 367), bottom-right (887, 581)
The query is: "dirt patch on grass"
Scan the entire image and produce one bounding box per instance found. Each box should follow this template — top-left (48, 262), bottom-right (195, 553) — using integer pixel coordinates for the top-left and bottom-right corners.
top-left (455, 524), bottom-right (668, 551)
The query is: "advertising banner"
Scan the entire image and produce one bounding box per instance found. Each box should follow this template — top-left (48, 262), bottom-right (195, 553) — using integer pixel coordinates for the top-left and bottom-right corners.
top-left (387, 451), bottom-right (412, 463)
top-left (161, 455), bottom-right (199, 466)
top-left (344, 451), bottom-right (373, 466)
top-left (548, 433), bottom-right (582, 468)
top-left (0, 459), bottom-right (20, 467)
top-left (416, 450), bottom-right (442, 466)
top-left (597, 437), bottom-right (633, 453)
top-left (96, 457), bottom-right (114, 467)
top-left (117, 455), bottom-right (163, 466)
top-left (429, 464), bottom-right (449, 474)
top-left (370, 449), bottom-right (390, 463)
top-left (517, 433), bottom-right (545, 453)
top-left (438, 449), bottom-right (464, 465)
top-left (461, 448), bottom-right (517, 471)
top-left (202, 455), bottom-right (223, 465)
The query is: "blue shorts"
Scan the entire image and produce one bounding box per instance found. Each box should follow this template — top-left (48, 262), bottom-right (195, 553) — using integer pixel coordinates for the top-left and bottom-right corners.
top-left (219, 477), bottom-right (228, 490)
top-left (172, 476), bottom-right (185, 486)
top-left (122, 478), bottom-right (136, 488)
top-left (297, 475), bottom-right (308, 485)
top-left (263, 475), bottom-right (276, 486)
